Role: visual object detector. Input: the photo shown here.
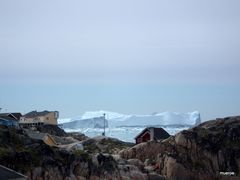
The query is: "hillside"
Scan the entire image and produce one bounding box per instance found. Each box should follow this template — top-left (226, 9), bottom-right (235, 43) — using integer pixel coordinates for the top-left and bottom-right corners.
top-left (0, 125), bottom-right (141, 179)
top-left (1, 115), bottom-right (240, 179)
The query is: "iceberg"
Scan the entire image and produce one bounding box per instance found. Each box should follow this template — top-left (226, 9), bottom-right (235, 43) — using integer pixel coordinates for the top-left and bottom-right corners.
top-left (59, 110), bottom-right (201, 128)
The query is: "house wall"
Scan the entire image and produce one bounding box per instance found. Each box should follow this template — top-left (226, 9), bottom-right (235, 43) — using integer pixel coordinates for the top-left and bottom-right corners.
top-left (42, 112), bottom-right (58, 125)
top-left (20, 117), bottom-right (42, 124)
top-left (19, 112), bottom-right (58, 125)
top-left (0, 119), bottom-right (18, 127)
top-left (136, 137), bottom-right (142, 144)
top-left (149, 128), bottom-right (154, 141)
top-left (136, 131), bottom-right (151, 144)
top-left (142, 131), bottom-right (150, 142)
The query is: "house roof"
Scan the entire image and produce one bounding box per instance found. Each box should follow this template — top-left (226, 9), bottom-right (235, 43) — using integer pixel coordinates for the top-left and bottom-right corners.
top-left (135, 127), bottom-right (170, 140)
top-left (0, 113), bottom-right (10, 117)
top-left (26, 131), bottom-right (57, 146)
top-left (152, 127), bottom-right (170, 140)
top-left (0, 165), bottom-right (27, 180)
top-left (0, 113), bottom-right (22, 121)
top-left (10, 113), bottom-right (22, 120)
top-left (0, 116), bottom-right (17, 122)
top-left (23, 111), bottom-right (51, 118)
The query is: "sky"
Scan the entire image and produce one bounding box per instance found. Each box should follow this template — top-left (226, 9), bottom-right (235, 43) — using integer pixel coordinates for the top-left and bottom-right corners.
top-left (0, 0), bottom-right (240, 120)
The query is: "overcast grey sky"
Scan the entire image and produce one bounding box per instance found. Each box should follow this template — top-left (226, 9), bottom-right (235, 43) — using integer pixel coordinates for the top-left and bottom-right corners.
top-left (0, 0), bottom-right (240, 120)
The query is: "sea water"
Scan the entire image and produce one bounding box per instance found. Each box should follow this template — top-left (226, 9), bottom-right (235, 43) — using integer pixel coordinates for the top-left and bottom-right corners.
top-left (64, 126), bottom-right (191, 142)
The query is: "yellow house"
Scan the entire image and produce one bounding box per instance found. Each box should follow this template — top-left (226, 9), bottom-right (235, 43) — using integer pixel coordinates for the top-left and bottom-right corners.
top-left (19, 110), bottom-right (59, 126)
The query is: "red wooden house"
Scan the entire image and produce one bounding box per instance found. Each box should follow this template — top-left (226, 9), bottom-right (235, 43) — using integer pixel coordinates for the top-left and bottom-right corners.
top-left (135, 127), bottom-right (170, 144)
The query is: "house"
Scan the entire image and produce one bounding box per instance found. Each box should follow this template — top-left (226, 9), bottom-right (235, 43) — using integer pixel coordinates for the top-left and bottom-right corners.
top-left (26, 130), bottom-right (58, 146)
top-left (0, 113), bottom-right (22, 121)
top-left (135, 127), bottom-right (170, 144)
top-left (0, 116), bottom-right (18, 127)
top-left (0, 165), bottom-right (27, 180)
top-left (19, 110), bottom-right (59, 127)
top-left (0, 113), bottom-right (22, 127)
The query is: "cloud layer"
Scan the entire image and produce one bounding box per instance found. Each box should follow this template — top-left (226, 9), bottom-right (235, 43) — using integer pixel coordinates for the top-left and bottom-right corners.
top-left (0, 0), bottom-right (240, 84)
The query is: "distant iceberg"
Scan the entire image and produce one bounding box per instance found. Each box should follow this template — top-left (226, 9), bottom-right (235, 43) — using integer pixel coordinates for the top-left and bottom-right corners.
top-left (59, 110), bottom-right (201, 129)
top-left (61, 116), bottom-right (108, 129)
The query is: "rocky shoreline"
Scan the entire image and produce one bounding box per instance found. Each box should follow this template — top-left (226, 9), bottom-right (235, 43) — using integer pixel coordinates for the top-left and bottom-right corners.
top-left (0, 116), bottom-right (240, 179)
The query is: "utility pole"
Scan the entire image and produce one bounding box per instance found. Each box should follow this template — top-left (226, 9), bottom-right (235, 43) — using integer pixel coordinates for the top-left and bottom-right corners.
top-left (103, 113), bottom-right (106, 136)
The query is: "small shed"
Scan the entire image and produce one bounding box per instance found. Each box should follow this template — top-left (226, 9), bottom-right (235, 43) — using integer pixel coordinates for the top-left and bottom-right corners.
top-left (135, 127), bottom-right (170, 144)
top-left (26, 131), bottom-right (58, 147)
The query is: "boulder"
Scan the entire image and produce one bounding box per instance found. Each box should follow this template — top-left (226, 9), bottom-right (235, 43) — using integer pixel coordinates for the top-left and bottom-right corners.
top-left (127, 159), bottom-right (144, 170)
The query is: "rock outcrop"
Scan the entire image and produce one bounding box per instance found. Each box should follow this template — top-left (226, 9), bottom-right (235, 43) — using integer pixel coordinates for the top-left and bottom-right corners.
top-left (82, 136), bottom-right (134, 154)
top-left (120, 116), bottom-right (240, 179)
top-left (36, 125), bottom-right (67, 136)
top-left (0, 125), bottom-right (138, 179)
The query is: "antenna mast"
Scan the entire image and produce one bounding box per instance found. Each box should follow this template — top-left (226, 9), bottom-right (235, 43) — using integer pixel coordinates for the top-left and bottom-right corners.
top-left (103, 113), bottom-right (106, 136)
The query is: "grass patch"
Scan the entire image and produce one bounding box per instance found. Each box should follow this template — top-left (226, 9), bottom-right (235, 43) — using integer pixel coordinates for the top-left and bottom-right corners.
top-left (73, 150), bottom-right (91, 162)
top-left (0, 147), bottom-right (10, 158)
top-left (84, 143), bottom-right (101, 153)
